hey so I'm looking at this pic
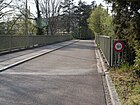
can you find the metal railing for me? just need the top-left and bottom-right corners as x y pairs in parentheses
(96, 35), (127, 67)
(0, 35), (73, 53)
(95, 35), (114, 66)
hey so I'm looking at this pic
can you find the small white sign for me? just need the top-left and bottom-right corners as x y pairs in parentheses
(115, 42), (122, 50)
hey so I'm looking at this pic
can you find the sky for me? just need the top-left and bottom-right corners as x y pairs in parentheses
(3, 0), (110, 18)
(1, 0), (110, 22)
(74, 0), (111, 14)
(26, 0), (109, 17)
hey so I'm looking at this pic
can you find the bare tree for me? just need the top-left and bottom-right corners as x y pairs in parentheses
(3, 0), (36, 35)
(34, 0), (44, 35)
(0, 0), (13, 20)
(4, 0), (28, 35)
(40, 0), (61, 35)
(0, 0), (14, 35)
(59, 0), (76, 33)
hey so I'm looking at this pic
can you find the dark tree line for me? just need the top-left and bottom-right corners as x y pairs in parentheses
(105, 0), (140, 74)
(73, 1), (94, 39)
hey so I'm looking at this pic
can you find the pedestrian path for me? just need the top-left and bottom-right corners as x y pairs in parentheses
(0, 40), (77, 72)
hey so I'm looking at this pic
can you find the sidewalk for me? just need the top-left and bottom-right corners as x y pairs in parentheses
(0, 40), (77, 72)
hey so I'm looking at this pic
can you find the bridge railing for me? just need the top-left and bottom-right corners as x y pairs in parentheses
(0, 35), (73, 53)
(95, 35), (114, 66)
(96, 35), (128, 67)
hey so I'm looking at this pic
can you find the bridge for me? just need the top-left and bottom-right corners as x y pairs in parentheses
(0, 39), (120, 105)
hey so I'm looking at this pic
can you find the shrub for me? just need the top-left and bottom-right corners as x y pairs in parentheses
(125, 94), (140, 105)
(133, 43), (140, 78)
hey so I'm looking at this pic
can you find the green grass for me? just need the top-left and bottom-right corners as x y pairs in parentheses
(109, 65), (140, 105)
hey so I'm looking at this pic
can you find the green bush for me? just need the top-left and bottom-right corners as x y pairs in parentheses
(125, 94), (140, 105)
(119, 63), (131, 72)
(133, 48), (140, 78)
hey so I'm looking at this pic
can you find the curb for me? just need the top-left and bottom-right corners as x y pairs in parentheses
(105, 72), (121, 105)
(0, 40), (79, 72)
(96, 46), (121, 105)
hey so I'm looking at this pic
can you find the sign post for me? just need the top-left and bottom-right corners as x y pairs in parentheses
(113, 40), (125, 66)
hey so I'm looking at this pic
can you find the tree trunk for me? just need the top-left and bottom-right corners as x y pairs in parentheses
(35, 0), (43, 35)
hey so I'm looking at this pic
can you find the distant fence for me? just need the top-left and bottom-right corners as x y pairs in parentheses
(95, 35), (126, 66)
(0, 35), (73, 53)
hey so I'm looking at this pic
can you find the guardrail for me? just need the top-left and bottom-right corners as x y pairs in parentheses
(0, 35), (73, 53)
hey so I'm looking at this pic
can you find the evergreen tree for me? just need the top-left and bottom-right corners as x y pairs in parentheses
(105, 0), (140, 73)
(60, 0), (75, 33)
(74, 0), (94, 39)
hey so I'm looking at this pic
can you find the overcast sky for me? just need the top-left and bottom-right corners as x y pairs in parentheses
(8, 0), (109, 17)
(28, 0), (108, 15)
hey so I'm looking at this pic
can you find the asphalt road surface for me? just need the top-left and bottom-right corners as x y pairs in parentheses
(0, 40), (106, 105)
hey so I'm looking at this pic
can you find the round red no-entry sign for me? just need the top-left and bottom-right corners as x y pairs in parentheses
(114, 41), (125, 52)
